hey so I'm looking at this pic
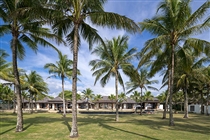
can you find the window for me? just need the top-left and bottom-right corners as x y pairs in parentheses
(190, 106), (195, 111)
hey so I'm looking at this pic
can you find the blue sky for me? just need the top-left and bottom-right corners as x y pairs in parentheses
(0, 0), (209, 97)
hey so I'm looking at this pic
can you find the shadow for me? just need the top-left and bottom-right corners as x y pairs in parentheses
(62, 117), (71, 132)
(99, 122), (161, 140)
(23, 123), (33, 131)
(0, 127), (16, 135)
(77, 114), (210, 136)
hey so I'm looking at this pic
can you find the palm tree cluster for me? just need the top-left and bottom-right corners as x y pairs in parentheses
(0, 0), (209, 138)
(0, 84), (14, 110)
(138, 0), (210, 125)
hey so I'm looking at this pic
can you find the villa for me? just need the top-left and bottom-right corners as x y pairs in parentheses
(21, 96), (160, 112)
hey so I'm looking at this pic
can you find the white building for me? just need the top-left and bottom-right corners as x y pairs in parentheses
(188, 104), (210, 114)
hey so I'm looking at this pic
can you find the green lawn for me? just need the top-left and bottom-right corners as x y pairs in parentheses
(0, 112), (210, 140)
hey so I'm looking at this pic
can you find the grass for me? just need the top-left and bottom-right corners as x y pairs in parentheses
(0, 112), (210, 140)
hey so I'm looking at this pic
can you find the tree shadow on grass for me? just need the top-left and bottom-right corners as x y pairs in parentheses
(0, 123), (33, 135)
(23, 123), (33, 131)
(0, 127), (16, 135)
(62, 117), (71, 132)
(78, 114), (210, 136)
(98, 122), (161, 140)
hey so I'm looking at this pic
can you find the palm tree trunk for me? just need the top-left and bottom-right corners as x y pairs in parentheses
(163, 89), (169, 119)
(70, 23), (79, 138)
(183, 88), (188, 118)
(62, 77), (66, 117)
(7, 99), (10, 110)
(134, 103), (137, 113)
(87, 101), (89, 110)
(181, 102), (182, 112)
(201, 91), (204, 114)
(13, 85), (16, 114)
(12, 33), (23, 132)
(31, 97), (34, 114)
(206, 86), (209, 116)
(115, 71), (119, 122)
(34, 95), (37, 112)
(28, 96), (30, 112)
(169, 44), (175, 126)
(140, 88), (143, 115)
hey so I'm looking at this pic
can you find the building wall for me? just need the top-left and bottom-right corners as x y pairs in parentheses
(188, 104), (210, 114)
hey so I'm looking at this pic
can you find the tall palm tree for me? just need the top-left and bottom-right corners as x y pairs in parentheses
(204, 67), (210, 116)
(0, 0), (63, 131)
(44, 51), (74, 117)
(22, 71), (48, 113)
(82, 88), (94, 110)
(177, 50), (208, 118)
(49, 0), (139, 137)
(130, 91), (140, 113)
(108, 94), (116, 110)
(138, 0), (210, 126)
(157, 90), (171, 118)
(90, 35), (138, 121)
(126, 69), (158, 115)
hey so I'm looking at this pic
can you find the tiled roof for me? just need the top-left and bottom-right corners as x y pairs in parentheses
(93, 96), (116, 103)
(36, 97), (51, 103)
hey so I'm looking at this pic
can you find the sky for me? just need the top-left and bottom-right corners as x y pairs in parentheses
(0, 0), (209, 97)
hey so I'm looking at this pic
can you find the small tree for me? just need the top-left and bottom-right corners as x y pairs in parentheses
(130, 91), (140, 113)
(108, 94), (116, 110)
(82, 88), (94, 110)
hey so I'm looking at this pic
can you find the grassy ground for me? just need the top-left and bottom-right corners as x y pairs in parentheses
(0, 112), (210, 140)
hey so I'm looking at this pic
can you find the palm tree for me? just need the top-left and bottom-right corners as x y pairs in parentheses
(49, 0), (139, 137)
(22, 71), (48, 113)
(204, 67), (210, 116)
(157, 90), (170, 118)
(172, 91), (184, 113)
(44, 51), (74, 117)
(138, 0), (210, 126)
(130, 91), (140, 113)
(58, 90), (73, 110)
(118, 92), (127, 110)
(143, 91), (154, 101)
(0, 0), (63, 131)
(0, 49), (13, 82)
(1, 85), (14, 110)
(94, 94), (103, 110)
(90, 35), (138, 121)
(21, 90), (29, 110)
(82, 88), (94, 110)
(177, 50), (208, 118)
(108, 94), (116, 110)
(126, 69), (158, 115)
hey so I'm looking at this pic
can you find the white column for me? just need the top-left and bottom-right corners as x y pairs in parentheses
(52, 104), (55, 110)
(123, 104), (126, 109)
(37, 104), (40, 109)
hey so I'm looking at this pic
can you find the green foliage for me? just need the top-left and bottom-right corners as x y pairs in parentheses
(130, 91), (140, 103)
(90, 35), (138, 91)
(143, 91), (154, 101)
(0, 49), (13, 82)
(82, 88), (94, 101)
(44, 51), (74, 80)
(22, 71), (48, 101)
